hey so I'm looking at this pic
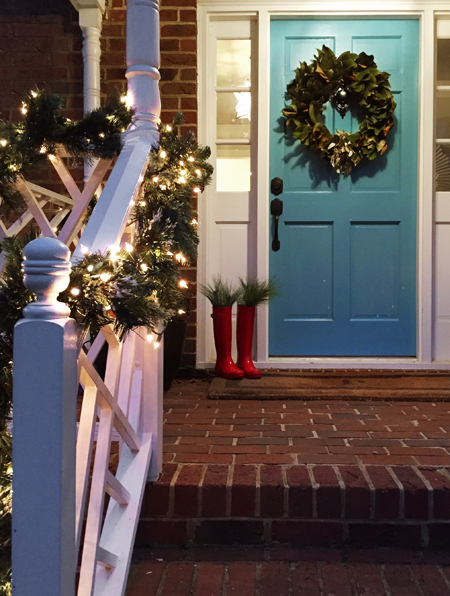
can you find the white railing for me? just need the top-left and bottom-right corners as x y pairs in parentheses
(12, 1), (163, 595)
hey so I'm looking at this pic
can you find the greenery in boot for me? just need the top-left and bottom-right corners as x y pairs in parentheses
(237, 277), (279, 307)
(200, 276), (240, 307)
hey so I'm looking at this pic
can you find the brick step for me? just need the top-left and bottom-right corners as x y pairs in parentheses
(136, 463), (450, 549)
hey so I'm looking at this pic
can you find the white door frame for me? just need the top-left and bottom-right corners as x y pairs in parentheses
(197, 0), (449, 369)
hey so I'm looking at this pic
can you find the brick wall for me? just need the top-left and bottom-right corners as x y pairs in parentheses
(1, 0), (199, 368)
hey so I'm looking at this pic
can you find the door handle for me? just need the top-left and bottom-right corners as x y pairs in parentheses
(271, 197), (283, 251)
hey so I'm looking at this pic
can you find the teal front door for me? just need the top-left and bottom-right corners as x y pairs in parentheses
(269, 19), (419, 356)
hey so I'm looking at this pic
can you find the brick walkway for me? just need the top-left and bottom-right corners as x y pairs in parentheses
(127, 549), (450, 595)
(131, 377), (450, 594)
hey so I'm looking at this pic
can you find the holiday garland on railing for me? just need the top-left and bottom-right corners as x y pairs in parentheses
(0, 95), (212, 595)
(282, 46), (396, 176)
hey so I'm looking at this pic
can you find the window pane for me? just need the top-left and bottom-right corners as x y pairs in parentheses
(216, 145), (251, 191)
(436, 143), (450, 191)
(437, 39), (450, 83)
(216, 40), (251, 88)
(217, 92), (251, 140)
(437, 94), (450, 138)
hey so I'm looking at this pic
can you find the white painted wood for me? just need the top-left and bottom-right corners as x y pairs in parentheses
(12, 237), (77, 596)
(105, 469), (130, 506)
(197, 1), (446, 366)
(26, 181), (75, 207)
(15, 178), (57, 238)
(78, 352), (141, 453)
(96, 547), (119, 571)
(436, 192), (450, 221)
(93, 432), (153, 596)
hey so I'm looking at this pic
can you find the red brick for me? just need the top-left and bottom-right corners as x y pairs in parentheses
(419, 468), (450, 519)
(236, 454), (294, 465)
(383, 564), (422, 595)
(212, 445), (265, 454)
(347, 522), (422, 549)
(194, 520), (264, 546)
(161, 39), (180, 52)
(194, 563), (224, 596)
(287, 465), (313, 518)
(340, 466), (371, 519)
(259, 562), (289, 596)
(428, 523), (450, 549)
(366, 466), (401, 520)
(260, 465), (284, 517)
(161, 562), (194, 596)
(359, 454), (416, 465)
(231, 464), (257, 517)
(312, 466), (341, 519)
(174, 454), (233, 464)
(271, 520), (343, 547)
(393, 467), (429, 520)
(142, 463), (178, 516)
(413, 565), (450, 596)
(135, 520), (187, 547)
(350, 563), (386, 596)
(321, 564), (352, 596)
(173, 464), (203, 516)
(127, 560), (165, 596)
(179, 9), (197, 23)
(161, 24), (196, 38)
(227, 563), (256, 596)
(291, 562), (320, 595)
(202, 465), (228, 517)
(180, 39), (197, 52)
(160, 9), (178, 21)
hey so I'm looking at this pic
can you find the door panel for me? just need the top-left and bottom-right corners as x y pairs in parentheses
(269, 19), (419, 356)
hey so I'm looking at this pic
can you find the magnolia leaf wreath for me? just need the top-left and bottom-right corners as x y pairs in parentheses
(282, 46), (396, 176)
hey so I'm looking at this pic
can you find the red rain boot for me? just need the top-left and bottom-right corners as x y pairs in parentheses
(236, 305), (261, 379)
(212, 306), (244, 379)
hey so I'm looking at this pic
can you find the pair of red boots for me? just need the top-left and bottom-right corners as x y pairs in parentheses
(212, 305), (261, 379)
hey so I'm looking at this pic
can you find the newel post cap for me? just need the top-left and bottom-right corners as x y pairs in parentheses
(22, 237), (72, 320)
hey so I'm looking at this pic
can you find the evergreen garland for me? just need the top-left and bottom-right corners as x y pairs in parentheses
(0, 96), (212, 595)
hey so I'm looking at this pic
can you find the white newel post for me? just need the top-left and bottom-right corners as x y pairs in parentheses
(12, 237), (78, 596)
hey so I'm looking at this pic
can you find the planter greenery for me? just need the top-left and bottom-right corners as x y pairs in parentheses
(200, 276), (240, 307)
(237, 277), (279, 307)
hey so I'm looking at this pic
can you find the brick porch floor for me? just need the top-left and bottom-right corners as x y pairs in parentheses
(130, 376), (450, 594)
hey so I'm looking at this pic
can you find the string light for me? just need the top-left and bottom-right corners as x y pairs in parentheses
(166, 251), (173, 256)
(179, 160), (184, 166)
(161, 184), (167, 190)
(175, 253), (186, 264)
(71, 288), (80, 296)
(193, 187), (201, 193)
(195, 169), (201, 177)
(166, 125), (172, 132)
(160, 150), (167, 158)
(179, 279), (188, 289)
(48, 154), (56, 161)
(8, 164), (17, 171)
(100, 273), (111, 282)
(141, 263), (148, 272)
(109, 248), (118, 263)
(120, 95), (128, 104)
(178, 177), (186, 184)
(80, 245), (89, 255)
(139, 201), (146, 206)
(146, 333), (153, 343)
(21, 103), (28, 115)
(39, 145), (47, 154)
(53, 227), (58, 232)
(178, 309), (186, 315)
(87, 265), (94, 272)
(125, 242), (134, 253)
(99, 132), (105, 138)
(152, 176), (159, 183)
(188, 156), (195, 162)
(0, 140), (8, 147)
(180, 169), (187, 175)
(30, 91), (38, 98)
(154, 340), (161, 350)
(104, 305), (111, 311)
(191, 219), (198, 225)
(129, 199), (136, 206)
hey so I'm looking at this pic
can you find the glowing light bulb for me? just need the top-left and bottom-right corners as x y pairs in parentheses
(71, 288), (80, 296)
(99, 132), (105, 138)
(153, 176), (159, 183)
(193, 187), (201, 193)
(39, 145), (47, 154)
(160, 150), (167, 158)
(48, 154), (56, 161)
(0, 140), (8, 147)
(179, 160), (184, 166)
(141, 263), (148, 272)
(160, 184), (167, 190)
(80, 245), (89, 255)
(195, 169), (201, 177)
(166, 125), (172, 132)
(21, 103), (28, 114)
(120, 95), (128, 104)
(166, 251), (173, 256)
(125, 242), (134, 253)
(100, 273), (111, 282)
(129, 199), (135, 206)
(87, 265), (94, 272)
(188, 156), (195, 162)
(178, 177), (186, 184)
(191, 219), (198, 225)
(139, 201), (146, 206)
(146, 334), (153, 343)
(176, 253), (186, 263)
(104, 305), (111, 311)
(179, 279), (188, 289)
(154, 340), (161, 350)
(109, 248), (118, 262)
(8, 164), (17, 171)
(180, 169), (187, 175)
(178, 309), (186, 315)
(30, 90), (38, 98)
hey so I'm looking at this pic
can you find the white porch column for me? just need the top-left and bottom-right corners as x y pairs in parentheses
(12, 237), (78, 596)
(125, 0), (161, 145)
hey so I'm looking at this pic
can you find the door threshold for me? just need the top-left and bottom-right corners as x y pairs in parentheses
(261, 358), (450, 370)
